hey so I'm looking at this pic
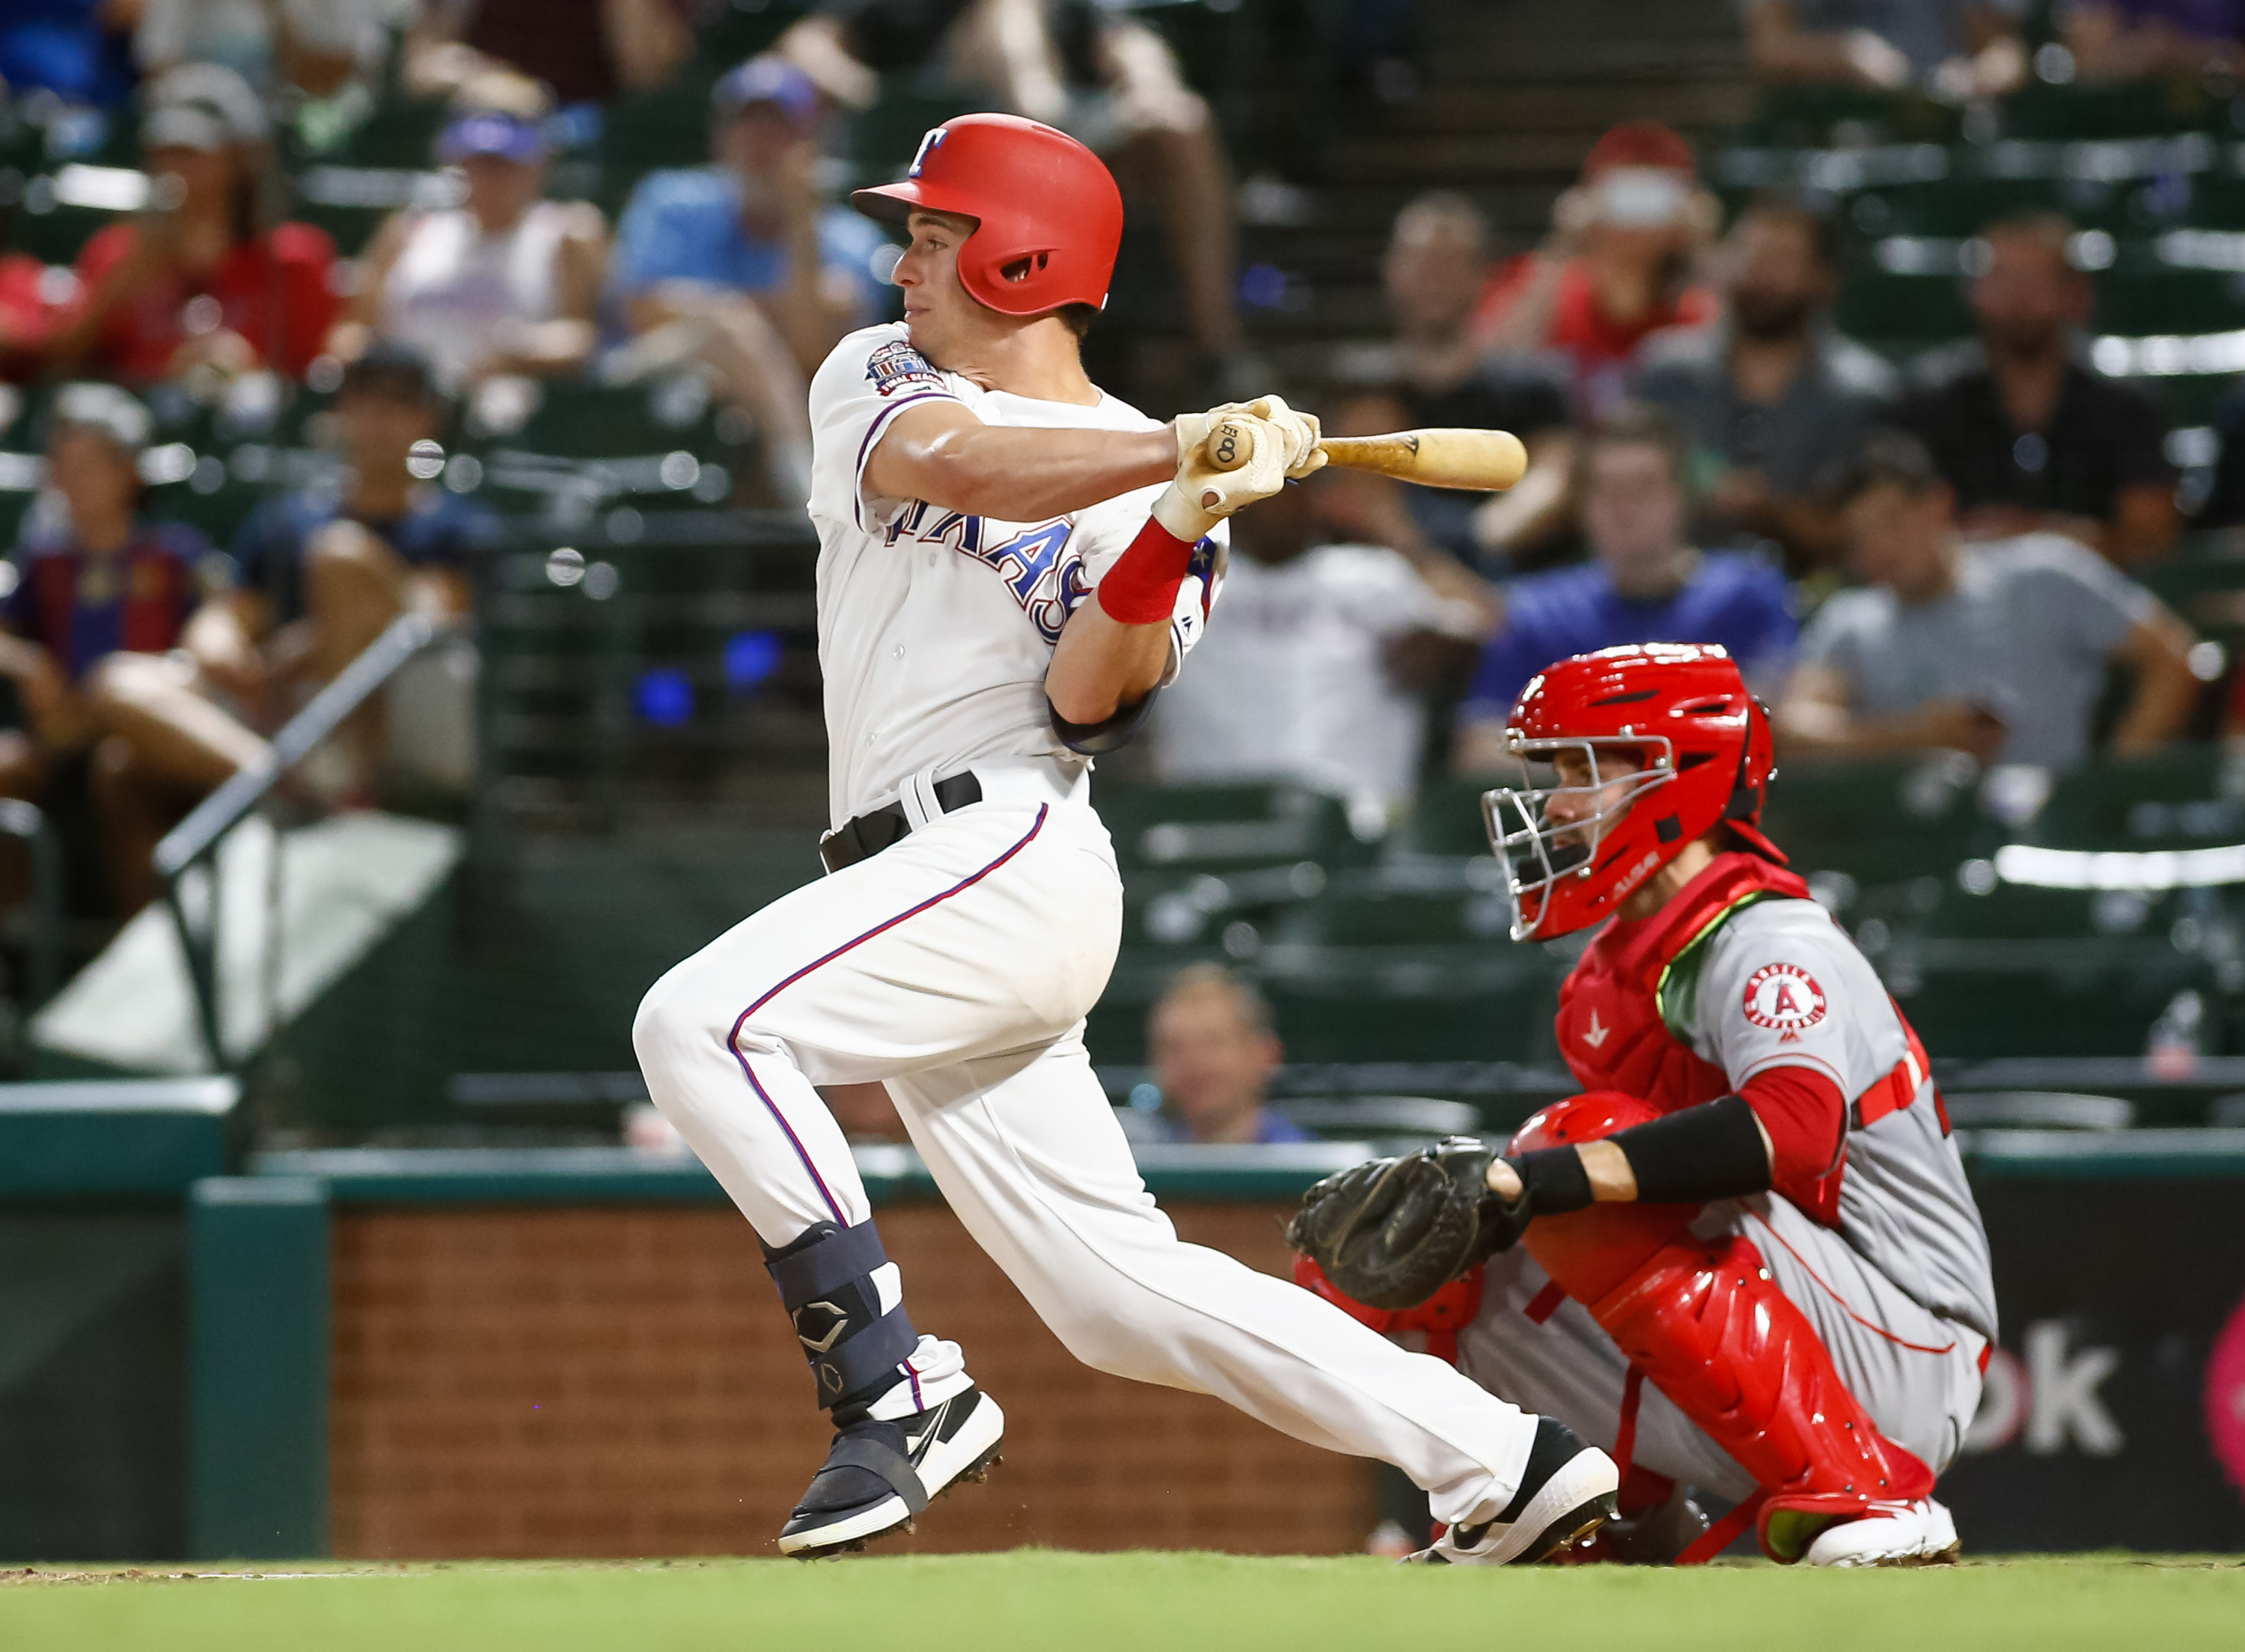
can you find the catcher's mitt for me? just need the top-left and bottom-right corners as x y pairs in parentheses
(1284, 1137), (1531, 1311)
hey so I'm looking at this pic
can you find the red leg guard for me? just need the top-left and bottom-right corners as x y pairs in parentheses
(1513, 1094), (1936, 1563)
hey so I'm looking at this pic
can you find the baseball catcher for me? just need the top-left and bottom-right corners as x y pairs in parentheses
(1291, 642), (1995, 1567)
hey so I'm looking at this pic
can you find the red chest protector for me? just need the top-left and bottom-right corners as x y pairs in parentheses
(1555, 852), (1814, 1116)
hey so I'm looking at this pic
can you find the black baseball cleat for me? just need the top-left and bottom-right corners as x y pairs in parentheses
(777, 1386), (1005, 1558)
(1404, 1418), (1620, 1567)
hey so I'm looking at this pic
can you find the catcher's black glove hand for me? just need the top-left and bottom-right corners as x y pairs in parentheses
(1284, 1136), (1532, 1311)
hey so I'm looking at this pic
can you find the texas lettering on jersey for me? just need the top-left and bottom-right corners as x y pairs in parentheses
(885, 501), (1091, 643)
(882, 498), (1221, 648)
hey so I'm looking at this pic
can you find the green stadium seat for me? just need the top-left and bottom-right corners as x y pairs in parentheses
(2092, 269), (2242, 337)
(1122, 860), (1328, 951)
(1832, 267), (1974, 350)
(1919, 878), (2179, 941)
(1731, 87), (1961, 150)
(1893, 940), (2211, 1058)
(1400, 774), (1497, 858)
(1999, 82), (2234, 142)
(2029, 748), (2230, 847)
(1262, 947), (1560, 1065)
(1760, 757), (1999, 887)
(1274, 866), (1513, 948)
(1093, 780), (1381, 875)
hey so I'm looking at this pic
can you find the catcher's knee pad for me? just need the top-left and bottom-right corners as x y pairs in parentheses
(763, 1220), (919, 1414)
(1586, 1229), (1934, 1550)
(1509, 1089), (1663, 1154)
(1512, 1092), (1693, 1306)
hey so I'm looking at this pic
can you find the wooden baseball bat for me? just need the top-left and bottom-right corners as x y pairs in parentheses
(1209, 420), (1528, 492)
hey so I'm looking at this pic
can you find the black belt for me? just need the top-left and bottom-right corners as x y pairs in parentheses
(819, 772), (983, 873)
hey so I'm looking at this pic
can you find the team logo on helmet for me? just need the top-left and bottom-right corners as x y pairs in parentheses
(1742, 963), (1827, 1038)
(865, 337), (944, 398)
(906, 126), (946, 177)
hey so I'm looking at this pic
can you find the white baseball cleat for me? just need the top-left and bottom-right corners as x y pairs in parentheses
(1405, 1419), (1619, 1567)
(1800, 1498), (1961, 1567)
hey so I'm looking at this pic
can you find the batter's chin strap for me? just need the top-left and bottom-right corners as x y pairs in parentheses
(763, 1220), (920, 1414)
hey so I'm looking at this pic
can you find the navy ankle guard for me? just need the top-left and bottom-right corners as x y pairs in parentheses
(763, 1220), (919, 1410)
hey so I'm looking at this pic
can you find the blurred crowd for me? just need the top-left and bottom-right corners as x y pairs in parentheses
(0, 0), (2241, 930)
(0, 0), (1284, 923)
(1151, 67), (2236, 830)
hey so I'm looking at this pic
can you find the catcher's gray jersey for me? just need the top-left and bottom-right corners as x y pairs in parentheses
(1664, 896), (1997, 1342)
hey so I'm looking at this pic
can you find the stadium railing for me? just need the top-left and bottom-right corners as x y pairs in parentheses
(153, 611), (444, 1071)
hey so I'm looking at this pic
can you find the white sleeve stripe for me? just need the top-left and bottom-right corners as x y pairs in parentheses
(852, 390), (962, 529)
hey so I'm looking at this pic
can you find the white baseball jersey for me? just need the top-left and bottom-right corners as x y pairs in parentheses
(807, 323), (1224, 827)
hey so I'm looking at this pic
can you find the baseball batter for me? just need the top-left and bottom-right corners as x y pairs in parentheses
(1291, 643), (1996, 1567)
(632, 113), (1619, 1562)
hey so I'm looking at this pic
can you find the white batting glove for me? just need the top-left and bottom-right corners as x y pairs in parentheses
(1176, 396), (1327, 481)
(1152, 413), (1289, 541)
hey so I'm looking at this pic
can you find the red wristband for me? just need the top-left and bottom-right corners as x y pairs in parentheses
(1096, 515), (1197, 625)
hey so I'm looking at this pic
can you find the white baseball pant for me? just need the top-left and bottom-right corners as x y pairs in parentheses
(1459, 1193), (1988, 1502)
(632, 758), (1539, 1526)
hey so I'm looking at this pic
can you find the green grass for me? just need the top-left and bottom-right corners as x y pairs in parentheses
(2, 1552), (2241, 1651)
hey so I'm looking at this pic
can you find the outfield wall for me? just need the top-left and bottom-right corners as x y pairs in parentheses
(7, 1112), (2245, 1560)
(192, 1148), (1385, 1561)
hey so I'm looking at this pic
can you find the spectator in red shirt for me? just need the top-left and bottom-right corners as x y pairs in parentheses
(1474, 123), (1720, 419)
(0, 384), (269, 914)
(49, 64), (339, 387)
(0, 190), (69, 381)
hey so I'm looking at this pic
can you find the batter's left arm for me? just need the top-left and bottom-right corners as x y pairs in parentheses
(866, 402), (1176, 523)
(1046, 593), (1176, 728)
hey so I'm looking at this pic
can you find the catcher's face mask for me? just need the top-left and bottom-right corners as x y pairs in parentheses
(1482, 735), (1676, 942)
(1479, 643), (1781, 941)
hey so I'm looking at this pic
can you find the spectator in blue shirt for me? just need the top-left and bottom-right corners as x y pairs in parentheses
(607, 55), (887, 504)
(1455, 401), (1797, 771)
(219, 343), (497, 798)
(1147, 964), (1312, 1147)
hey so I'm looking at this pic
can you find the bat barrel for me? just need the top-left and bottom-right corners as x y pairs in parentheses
(1319, 428), (1527, 492)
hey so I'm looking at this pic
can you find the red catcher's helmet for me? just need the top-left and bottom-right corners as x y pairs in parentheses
(1480, 643), (1780, 941)
(852, 114), (1123, 317)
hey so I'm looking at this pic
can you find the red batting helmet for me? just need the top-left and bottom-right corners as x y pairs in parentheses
(852, 114), (1123, 317)
(1481, 643), (1780, 941)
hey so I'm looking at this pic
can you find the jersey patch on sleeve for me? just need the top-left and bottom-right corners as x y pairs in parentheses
(864, 338), (945, 397)
(1741, 962), (1827, 1039)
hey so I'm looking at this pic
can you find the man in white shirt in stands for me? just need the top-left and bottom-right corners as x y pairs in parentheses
(1152, 474), (1491, 827)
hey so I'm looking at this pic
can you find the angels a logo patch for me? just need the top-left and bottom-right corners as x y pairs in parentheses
(865, 338), (944, 397)
(1742, 963), (1827, 1038)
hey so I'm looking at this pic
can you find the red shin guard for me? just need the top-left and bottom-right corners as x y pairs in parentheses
(1513, 1095), (1935, 1562)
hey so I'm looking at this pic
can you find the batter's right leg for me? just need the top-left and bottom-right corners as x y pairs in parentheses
(631, 795), (1118, 1554)
(629, 832), (1055, 1554)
